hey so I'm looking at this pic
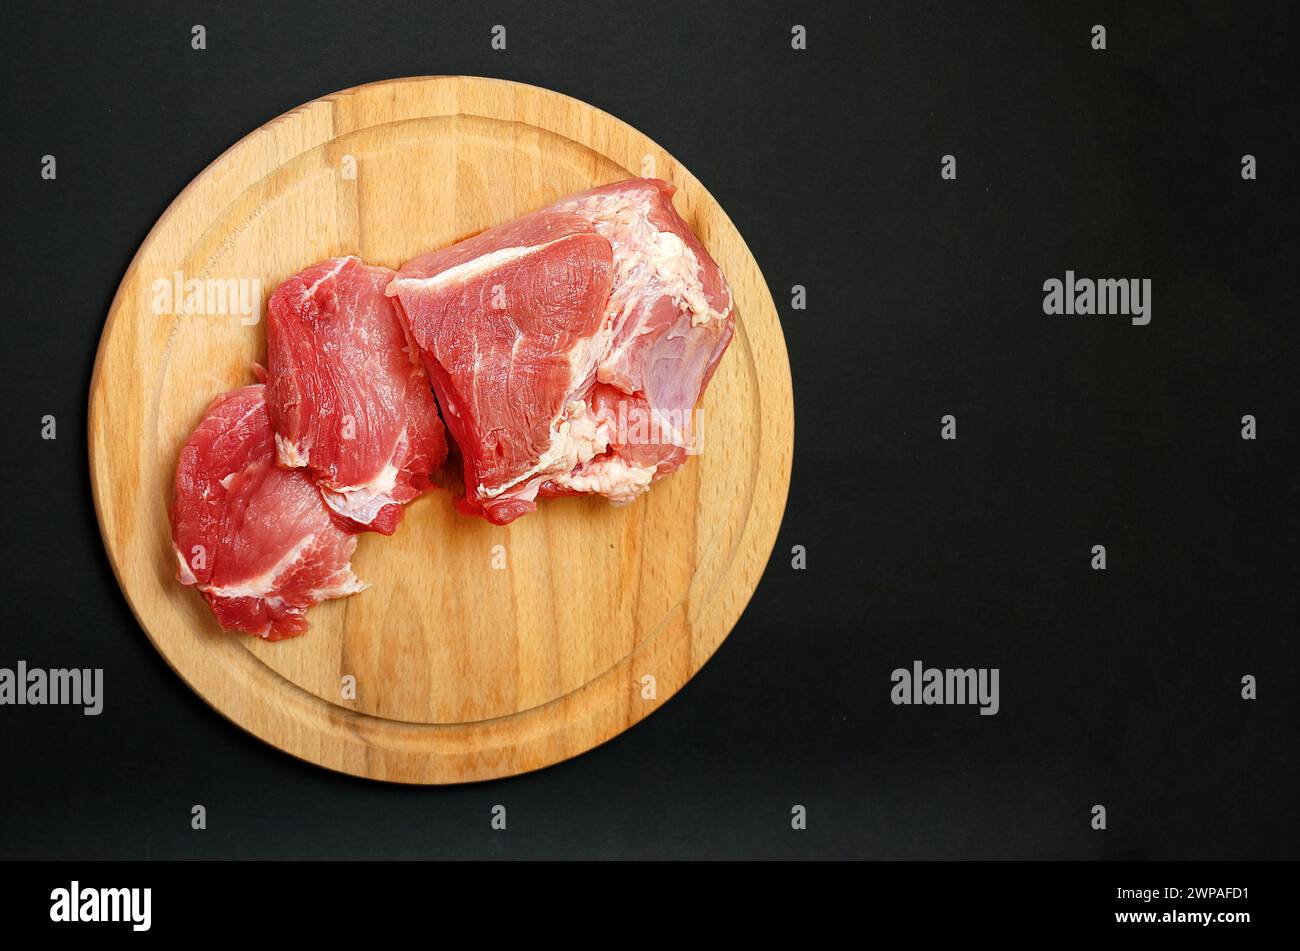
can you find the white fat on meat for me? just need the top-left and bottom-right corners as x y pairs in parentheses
(275, 432), (311, 468)
(386, 239), (572, 297)
(319, 430), (407, 524)
(479, 399), (610, 501)
(200, 533), (367, 602)
(551, 454), (656, 503)
(559, 189), (730, 331)
(173, 545), (197, 586)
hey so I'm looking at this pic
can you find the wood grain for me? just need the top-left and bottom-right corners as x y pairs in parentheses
(88, 76), (793, 783)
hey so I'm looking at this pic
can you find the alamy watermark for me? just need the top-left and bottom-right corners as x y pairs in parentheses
(50, 882), (150, 931)
(891, 660), (1000, 716)
(0, 661), (102, 715)
(151, 271), (262, 325)
(1043, 270), (1151, 326)
(613, 401), (705, 454)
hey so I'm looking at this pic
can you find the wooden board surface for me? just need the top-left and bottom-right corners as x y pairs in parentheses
(88, 76), (793, 783)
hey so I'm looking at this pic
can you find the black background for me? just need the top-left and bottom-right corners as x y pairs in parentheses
(0, 0), (1296, 860)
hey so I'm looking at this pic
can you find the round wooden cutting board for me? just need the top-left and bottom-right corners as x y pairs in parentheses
(89, 76), (793, 783)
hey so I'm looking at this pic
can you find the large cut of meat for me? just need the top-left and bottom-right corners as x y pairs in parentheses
(388, 178), (735, 524)
(266, 256), (447, 534)
(170, 383), (365, 640)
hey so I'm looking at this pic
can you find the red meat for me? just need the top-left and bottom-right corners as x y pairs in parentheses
(388, 179), (734, 524)
(266, 256), (447, 534)
(170, 384), (365, 640)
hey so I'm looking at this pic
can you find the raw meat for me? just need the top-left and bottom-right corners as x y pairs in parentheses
(266, 256), (447, 534)
(388, 211), (614, 523)
(388, 178), (734, 524)
(170, 383), (365, 640)
(542, 179), (734, 496)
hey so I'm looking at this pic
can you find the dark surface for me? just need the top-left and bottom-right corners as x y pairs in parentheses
(0, 0), (1295, 860)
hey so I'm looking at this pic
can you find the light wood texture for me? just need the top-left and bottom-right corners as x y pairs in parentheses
(88, 77), (793, 783)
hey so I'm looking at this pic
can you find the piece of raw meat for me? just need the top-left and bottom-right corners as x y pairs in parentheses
(266, 256), (447, 534)
(388, 178), (734, 524)
(170, 383), (365, 640)
(542, 179), (735, 494)
(388, 212), (615, 523)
